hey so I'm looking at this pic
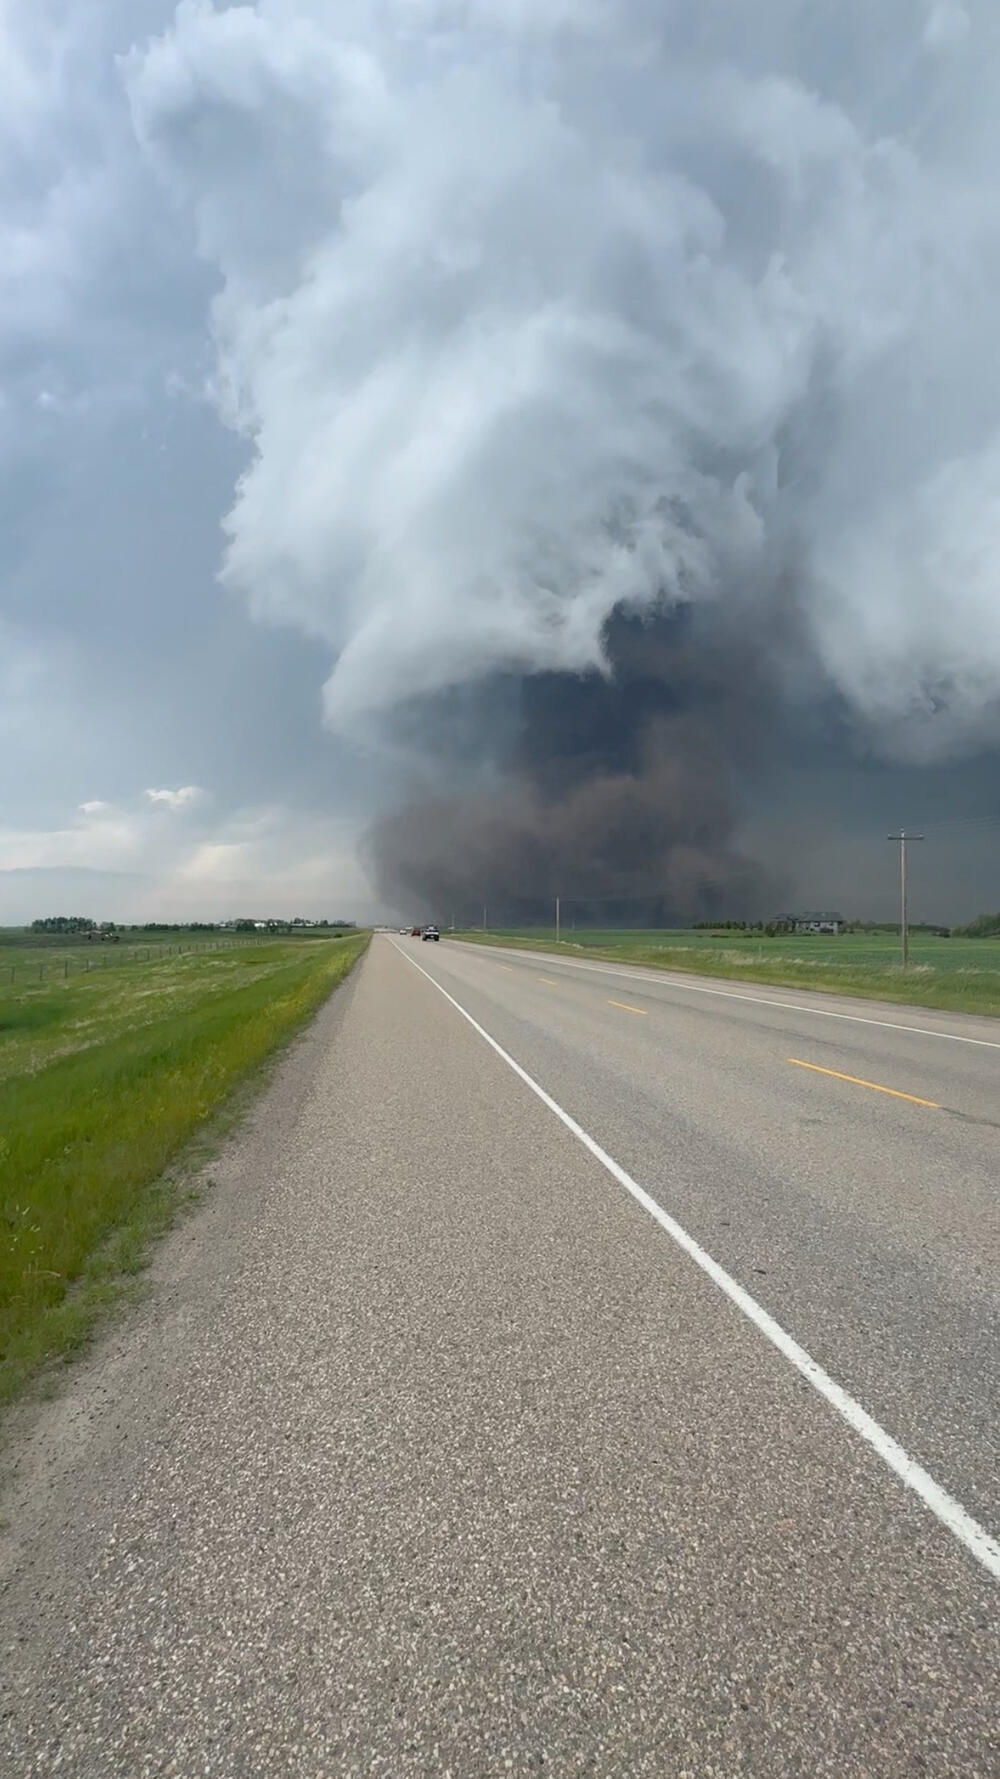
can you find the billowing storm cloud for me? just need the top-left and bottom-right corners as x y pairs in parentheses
(126, 1), (1000, 766)
(2, 3), (998, 923)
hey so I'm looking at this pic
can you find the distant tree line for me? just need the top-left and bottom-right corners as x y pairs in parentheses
(847, 920), (952, 937)
(31, 916), (119, 940)
(691, 917), (954, 938)
(29, 915), (357, 936)
(691, 918), (810, 937)
(692, 918), (810, 937)
(31, 915), (97, 933)
(952, 911), (1000, 937)
(227, 918), (357, 933)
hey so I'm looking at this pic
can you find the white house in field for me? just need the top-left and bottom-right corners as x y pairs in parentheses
(788, 911), (846, 935)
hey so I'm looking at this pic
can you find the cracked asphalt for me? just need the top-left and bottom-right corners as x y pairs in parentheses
(0, 934), (997, 1775)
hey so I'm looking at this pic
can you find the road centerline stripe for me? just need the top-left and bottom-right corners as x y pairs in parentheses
(787, 1058), (940, 1107)
(391, 940), (1000, 1585)
(608, 999), (648, 1016)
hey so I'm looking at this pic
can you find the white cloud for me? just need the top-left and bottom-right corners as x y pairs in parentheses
(923, 2), (971, 52)
(122, 0), (1000, 761)
(0, 797), (374, 924)
(159, 806), (372, 918)
(0, 813), (142, 874)
(78, 798), (112, 815)
(144, 784), (206, 810)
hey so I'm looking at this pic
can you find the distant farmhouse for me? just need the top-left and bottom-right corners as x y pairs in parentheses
(782, 911), (846, 935)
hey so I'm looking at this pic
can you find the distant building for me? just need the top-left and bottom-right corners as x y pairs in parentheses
(784, 911), (846, 935)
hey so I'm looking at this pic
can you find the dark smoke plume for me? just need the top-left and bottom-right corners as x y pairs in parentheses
(367, 607), (789, 922)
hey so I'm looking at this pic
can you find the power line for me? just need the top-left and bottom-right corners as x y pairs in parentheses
(910, 812), (1000, 837)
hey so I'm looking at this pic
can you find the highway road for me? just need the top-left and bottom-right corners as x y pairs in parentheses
(1, 933), (997, 1775)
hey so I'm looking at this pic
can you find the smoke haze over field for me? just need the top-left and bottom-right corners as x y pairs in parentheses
(2, 3), (999, 921)
(367, 603), (795, 921)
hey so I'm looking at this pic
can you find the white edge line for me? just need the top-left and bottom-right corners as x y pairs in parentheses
(391, 939), (1000, 1585)
(454, 941), (1000, 1050)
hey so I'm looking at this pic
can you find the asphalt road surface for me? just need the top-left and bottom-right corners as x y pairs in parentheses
(1, 934), (997, 1776)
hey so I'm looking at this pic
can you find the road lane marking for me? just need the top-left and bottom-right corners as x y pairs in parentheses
(393, 940), (1000, 1585)
(539, 978), (560, 986)
(787, 1058), (939, 1107)
(608, 999), (648, 1016)
(456, 943), (1000, 1050)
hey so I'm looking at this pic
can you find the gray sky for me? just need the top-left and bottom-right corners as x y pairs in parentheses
(2, 2), (998, 924)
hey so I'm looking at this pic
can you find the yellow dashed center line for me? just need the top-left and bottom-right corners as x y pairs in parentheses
(608, 999), (648, 1016)
(539, 977), (560, 986)
(787, 1058), (939, 1108)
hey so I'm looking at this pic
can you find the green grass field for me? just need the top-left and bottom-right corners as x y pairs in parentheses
(0, 924), (350, 979)
(457, 927), (1000, 1017)
(0, 930), (368, 1408)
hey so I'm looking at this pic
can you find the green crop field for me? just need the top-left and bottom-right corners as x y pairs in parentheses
(456, 927), (1000, 1017)
(0, 930), (369, 1408)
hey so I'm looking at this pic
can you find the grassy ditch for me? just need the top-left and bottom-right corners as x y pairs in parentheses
(454, 928), (1000, 1017)
(0, 932), (368, 1408)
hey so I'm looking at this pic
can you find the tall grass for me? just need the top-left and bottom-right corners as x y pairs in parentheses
(0, 934), (368, 1407)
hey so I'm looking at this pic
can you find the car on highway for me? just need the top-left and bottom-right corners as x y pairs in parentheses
(422, 925), (440, 941)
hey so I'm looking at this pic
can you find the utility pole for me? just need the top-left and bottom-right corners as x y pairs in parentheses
(483, 903), (487, 933)
(887, 832), (924, 968)
(555, 895), (561, 944)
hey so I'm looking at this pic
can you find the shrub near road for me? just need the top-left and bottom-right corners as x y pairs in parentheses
(0, 933), (369, 1408)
